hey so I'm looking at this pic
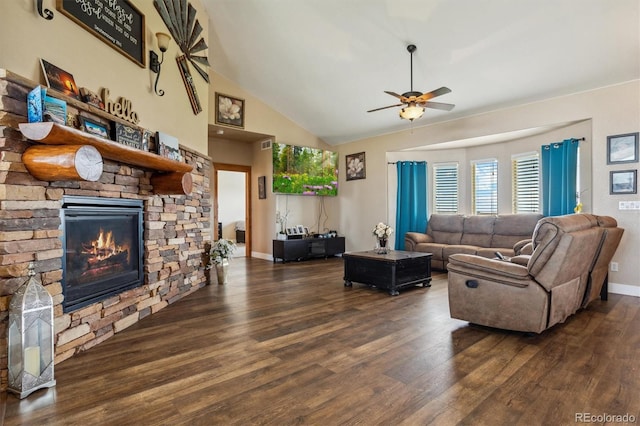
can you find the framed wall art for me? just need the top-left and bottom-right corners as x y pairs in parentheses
(610, 170), (637, 195)
(346, 152), (366, 181)
(258, 176), (267, 199)
(215, 93), (245, 128)
(607, 132), (639, 164)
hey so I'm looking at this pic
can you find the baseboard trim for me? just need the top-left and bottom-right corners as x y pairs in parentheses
(251, 251), (273, 261)
(609, 282), (640, 298)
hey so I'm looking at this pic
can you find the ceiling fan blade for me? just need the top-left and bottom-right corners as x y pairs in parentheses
(421, 101), (455, 111)
(384, 91), (408, 102)
(416, 86), (452, 102)
(367, 103), (404, 113)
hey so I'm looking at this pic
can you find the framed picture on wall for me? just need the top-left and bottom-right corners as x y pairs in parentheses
(607, 132), (639, 164)
(346, 152), (366, 181)
(258, 176), (266, 199)
(610, 170), (637, 194)
(215, 93), (245, 128)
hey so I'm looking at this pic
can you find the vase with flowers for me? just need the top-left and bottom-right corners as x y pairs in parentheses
(208, 238), (237, 284)
(372, 222), (393, 254)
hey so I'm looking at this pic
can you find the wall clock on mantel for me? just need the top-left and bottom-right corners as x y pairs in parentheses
(153, 0), (210, 114)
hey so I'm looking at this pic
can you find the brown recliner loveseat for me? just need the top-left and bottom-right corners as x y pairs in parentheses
(447, 214), (624, 333)
(405, 213), (543, 270)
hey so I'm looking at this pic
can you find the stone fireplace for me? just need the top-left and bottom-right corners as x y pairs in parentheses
(0, 70), (212, 391)
(60, 196), (144, 312)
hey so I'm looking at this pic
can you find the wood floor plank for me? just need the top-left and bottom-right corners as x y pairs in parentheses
(2, 257), (638, 425)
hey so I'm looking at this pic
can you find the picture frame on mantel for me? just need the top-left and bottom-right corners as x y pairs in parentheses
(215, 93), (245, 128)
(607, 132), (639, 164)
(40, 59), (80, 99)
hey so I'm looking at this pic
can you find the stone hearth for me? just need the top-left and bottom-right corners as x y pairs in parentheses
(0, 71), (212, 391)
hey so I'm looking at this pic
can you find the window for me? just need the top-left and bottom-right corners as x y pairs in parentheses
(472, 159), (498, 215)
(512, 152), (540, 213)
(433, 163), (459, 214)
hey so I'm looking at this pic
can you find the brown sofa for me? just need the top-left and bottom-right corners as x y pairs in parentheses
(446, 214), (624, 333)
(404, 213), (543, 270)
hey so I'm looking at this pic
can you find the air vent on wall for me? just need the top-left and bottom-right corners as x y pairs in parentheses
(261, 139), (272, 150)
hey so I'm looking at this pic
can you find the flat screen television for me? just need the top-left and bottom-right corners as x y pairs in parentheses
(272, 143), (338, 196)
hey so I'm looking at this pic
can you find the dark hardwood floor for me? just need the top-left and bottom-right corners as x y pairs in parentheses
(2, 257), (639, 425)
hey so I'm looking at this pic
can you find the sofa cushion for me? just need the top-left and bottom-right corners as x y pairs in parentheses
(461, 215), (495, 247)
(427, 215), (464, 245)
(443, 245), (478, 261)
(491, 214), (543, 248)
(414, 242), (446, 260)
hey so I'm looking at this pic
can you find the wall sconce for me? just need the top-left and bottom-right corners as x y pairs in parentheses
(8, 262), (56, 398)
(150, 32), (171, 96)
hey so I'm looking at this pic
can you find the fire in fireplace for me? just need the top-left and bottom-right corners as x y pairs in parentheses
(61, 196), (144, 312)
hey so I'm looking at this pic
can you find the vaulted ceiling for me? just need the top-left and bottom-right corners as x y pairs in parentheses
(202, 0), (639, 145)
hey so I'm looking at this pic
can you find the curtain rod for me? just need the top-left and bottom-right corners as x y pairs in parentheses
(387, 161), (428, 165)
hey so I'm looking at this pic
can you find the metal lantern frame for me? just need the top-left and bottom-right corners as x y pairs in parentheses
(8, 263), (56, 398)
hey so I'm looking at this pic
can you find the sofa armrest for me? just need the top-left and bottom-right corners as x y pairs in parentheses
(513, 239), (533, 255)
(447, 254), (530, 287)
(510, 255), (530, 266)
(404, 232), (432, 251)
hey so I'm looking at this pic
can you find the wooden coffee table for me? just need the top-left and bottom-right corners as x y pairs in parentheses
(343, 250), (432, 296)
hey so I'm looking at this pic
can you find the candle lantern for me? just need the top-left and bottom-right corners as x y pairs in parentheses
(8, 262), (56, 398)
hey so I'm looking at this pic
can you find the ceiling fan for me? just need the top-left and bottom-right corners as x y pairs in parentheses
(367, 44), (455, 121)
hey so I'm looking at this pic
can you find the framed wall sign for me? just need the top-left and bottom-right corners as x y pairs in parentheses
(607, 132), (639, 164)
(57, 0), (146, 67)
(112, 122), (143, 149)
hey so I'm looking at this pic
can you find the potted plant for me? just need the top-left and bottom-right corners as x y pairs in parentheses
(208, 238), (237, 284)
(276, 210), (289, 240)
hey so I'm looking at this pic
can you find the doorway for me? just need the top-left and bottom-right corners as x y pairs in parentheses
(214, 163), (252, 257)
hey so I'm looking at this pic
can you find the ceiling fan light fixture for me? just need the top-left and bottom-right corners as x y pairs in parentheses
(399, 104), (425, 121)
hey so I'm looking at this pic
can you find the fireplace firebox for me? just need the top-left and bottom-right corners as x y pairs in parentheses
(60, 196), (144, 312)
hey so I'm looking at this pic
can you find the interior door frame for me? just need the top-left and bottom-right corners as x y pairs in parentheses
(213, 162), (252, 257)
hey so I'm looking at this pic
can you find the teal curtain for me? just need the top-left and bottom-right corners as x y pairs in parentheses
(395, 161), (428, 249)
(541, 139), (579, 216)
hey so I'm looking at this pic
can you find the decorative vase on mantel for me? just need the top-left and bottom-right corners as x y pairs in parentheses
(215, 258), (229, 285)
(376, 238), (389, 254)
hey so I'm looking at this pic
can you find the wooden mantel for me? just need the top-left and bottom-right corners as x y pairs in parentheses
(20, 122), (193, 195)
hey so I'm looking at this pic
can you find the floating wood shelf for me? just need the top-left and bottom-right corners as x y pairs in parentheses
(19, 122), (193, 195)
